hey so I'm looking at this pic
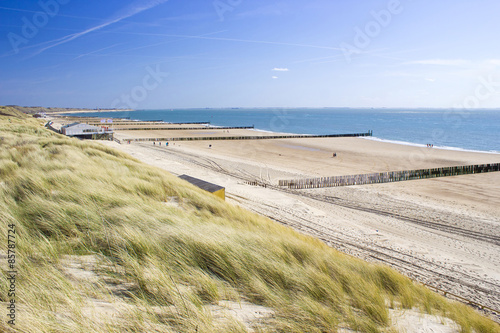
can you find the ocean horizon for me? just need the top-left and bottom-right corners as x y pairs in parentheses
(66, 108), (500, 154)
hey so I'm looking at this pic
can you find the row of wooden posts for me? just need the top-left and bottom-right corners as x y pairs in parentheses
(56, 116), (131, 121)
(83, 121), (163, 126)
(120, 131), (373, 143)
(84, 121), (209, 126)
(279, 163), (500, 189)
(108, 126), (254, 131)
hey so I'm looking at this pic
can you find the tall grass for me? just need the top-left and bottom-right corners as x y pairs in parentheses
(0, 106), (27, 119)
(0, 115), (498, 332)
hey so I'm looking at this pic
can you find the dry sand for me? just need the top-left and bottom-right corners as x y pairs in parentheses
(99, 127), (500, 327)
(114, 128), (293, 140)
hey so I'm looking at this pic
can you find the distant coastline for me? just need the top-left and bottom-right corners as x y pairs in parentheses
(6, 105), (134, 115)
(47, 109), (134, 114)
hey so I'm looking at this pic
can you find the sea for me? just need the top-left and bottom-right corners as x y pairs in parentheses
(67, 108), (500, 154)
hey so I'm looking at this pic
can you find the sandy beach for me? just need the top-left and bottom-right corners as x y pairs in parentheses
(98, 126), (500, 321)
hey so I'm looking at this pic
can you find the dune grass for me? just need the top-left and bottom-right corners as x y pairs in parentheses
(0, 115), (498, 332)
(0, 106), (28, 119)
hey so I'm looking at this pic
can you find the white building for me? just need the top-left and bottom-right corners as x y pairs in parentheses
(60, 122), (113, 139)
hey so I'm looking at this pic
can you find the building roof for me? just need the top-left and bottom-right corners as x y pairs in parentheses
(60, 122), (80, 129)
(61, 122), (99, 130)
(178, 175), (224, 193)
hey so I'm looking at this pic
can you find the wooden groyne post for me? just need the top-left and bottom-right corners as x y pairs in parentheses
(121, 131), (373, 143)
(113, 126), (255, 131)
(279, 163), (500, 189)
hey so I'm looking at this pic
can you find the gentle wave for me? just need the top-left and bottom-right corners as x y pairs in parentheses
(249, 128), (304, 136)
(362, 136), (500, 155)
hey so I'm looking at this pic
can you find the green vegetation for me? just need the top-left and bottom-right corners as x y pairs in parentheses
(0, 106), (28, 118)
(5, 105), (128, 114)
(0, 114), (498, 332)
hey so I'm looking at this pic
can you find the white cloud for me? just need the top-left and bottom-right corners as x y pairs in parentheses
(272, 76), (278, 79)
(272, 68), (289, 72)
(486, 59), (500, 66)
(404, 59), (470, 66)
(426, 78), (435, 82)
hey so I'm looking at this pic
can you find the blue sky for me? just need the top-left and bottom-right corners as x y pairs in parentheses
(1, 0), (500, 109)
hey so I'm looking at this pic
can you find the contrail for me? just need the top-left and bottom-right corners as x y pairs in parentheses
(30, 0), (168, 57)
(106, 31), (342, 51)
(104, 31), (228, 56)
(73, 43), (124, 60)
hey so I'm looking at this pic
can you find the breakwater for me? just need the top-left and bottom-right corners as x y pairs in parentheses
(279, 163), (500, 189)
(84, 121), (164, 126)
(120, 131), (372, 143)
(114, 126), (254, 131)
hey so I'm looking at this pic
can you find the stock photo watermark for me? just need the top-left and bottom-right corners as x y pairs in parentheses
(111, 64), (169, 110)
(410, 72), (500, 164)
(339, 0), (404, 63)
(213, 0), (242, 21)
(6, 223), (17, 325)
(269, 108), (291, 133)
(453, 74), (500, 110)
(7, 0), (70, 54)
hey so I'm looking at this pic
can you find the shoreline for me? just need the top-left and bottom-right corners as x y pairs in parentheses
(362, 136), (500, 155)
(56, 109), (500, 156)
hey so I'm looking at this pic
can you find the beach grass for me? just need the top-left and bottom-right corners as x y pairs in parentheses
(0, 106), (27, 119)
(0, 113), (498, 332)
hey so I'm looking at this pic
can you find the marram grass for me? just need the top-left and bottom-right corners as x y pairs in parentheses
(0, 114), (498, 332)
